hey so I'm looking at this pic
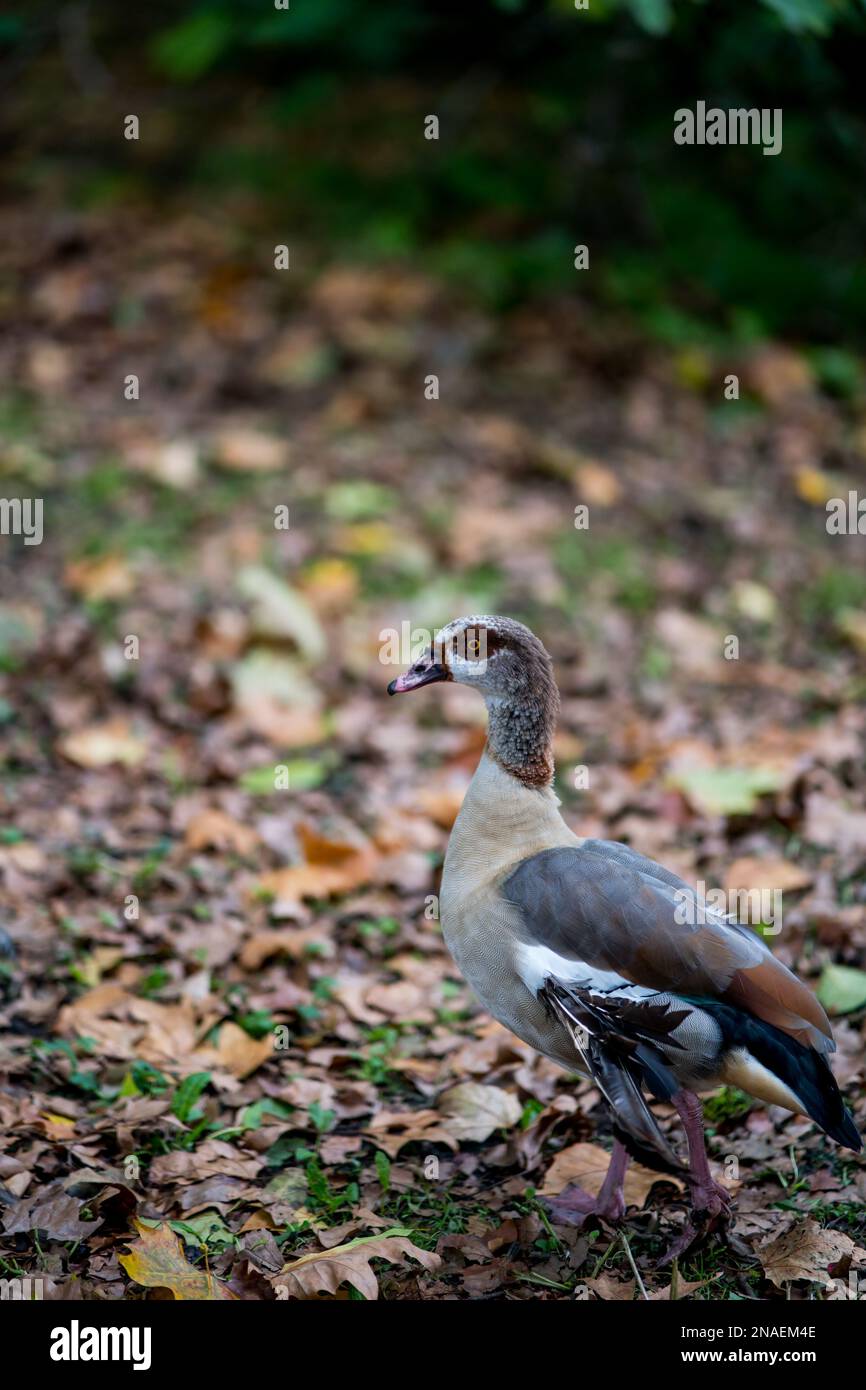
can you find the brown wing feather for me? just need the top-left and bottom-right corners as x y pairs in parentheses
(724, 957), (832, 1050)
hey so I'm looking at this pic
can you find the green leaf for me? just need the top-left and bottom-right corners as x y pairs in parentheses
(374, 1150), (391, 1193)
(817, 964), (866, 1015)
(626, 0), (672, 35)
(172, 1072), (212, 1124)
(760, 0), (834, 35)
(151, 11), (234, 80)
(240, 756), (332, 795)
(124, 1061), (169, 1097)
(239, 1097), (294, 1129)
(668, 766), (784, 817)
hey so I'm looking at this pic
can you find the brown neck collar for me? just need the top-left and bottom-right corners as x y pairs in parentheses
(484, 682), (558, 789)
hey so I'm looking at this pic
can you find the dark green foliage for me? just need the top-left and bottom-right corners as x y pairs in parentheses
(6, 0), (866, 339)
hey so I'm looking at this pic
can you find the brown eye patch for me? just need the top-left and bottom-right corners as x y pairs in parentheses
(461, 626), (501, 660)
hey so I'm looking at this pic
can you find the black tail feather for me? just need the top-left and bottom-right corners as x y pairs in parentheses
(690, 996), (861, 1152)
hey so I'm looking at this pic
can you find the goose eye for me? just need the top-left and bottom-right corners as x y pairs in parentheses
(467, 637), (481, 657)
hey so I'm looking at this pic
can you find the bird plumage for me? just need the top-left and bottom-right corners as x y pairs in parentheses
(389, 614), (860, 1232)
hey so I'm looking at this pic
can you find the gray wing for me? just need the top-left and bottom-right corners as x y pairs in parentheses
(502, 843), (832, 1050)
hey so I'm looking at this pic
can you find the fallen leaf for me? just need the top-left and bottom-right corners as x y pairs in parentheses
(758, 1218), (865, 1288)
(413, 786), (467, 829)
(574, 461), (622, 507)
(724, 856), (812, 895)
(816, 963), (866, 1015)
(184, 809), (259, 857)
(196, 1022), (274, 1079)
(365, 1108), (459, 1156)
(256, 822), (378, 906)
(655, 609), (723, 676)
(437, 1083), (522, 1143)
(649, 1274), (718, 1300)
(273, 1229), (440, 1300)
(236, 566), (326, 660)
(794, 465), (837, 505)
(213, 426), (288, 473)
(58, 719), (148, 769)
(541, 1142), (683, 1205)
(119, 1219), (237, 1299)
(2, 1190), (102, 1241)
(669, 765), (784, 817)
(584, 1272), (635, 1300)
(804, 792), (866, 855)
(65, 554), (134, 602)
(239, 927), (333, 970)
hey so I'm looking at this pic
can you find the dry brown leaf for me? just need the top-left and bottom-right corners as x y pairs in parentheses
(413, 786), (467, 829)
(804, 793), (866, 855)
(649, 1274), (718, 1300)
(273, 1231), (440, 1300)
(574, 461), (622, 507)
(213, 426), (288, 473)
(747, 347), (812, 406)
(239, 927), (333, 971)
(2, 1189), (102, 1241)
(58, 718), (148, 769)
(119, 1220), (237, 1300)
(655, 609), (723, 677)
(437, 1083), (522, 1143)
(758, 1218), (865, 1288)
(724, 856), (812, 895)
(65, 554), (134, 602)
(184, 809), (259, 857)
(365, 1108), (459, 1157)
(256, 822), (378, 905)
(541, 1142), (683, 1205)
(195, 1021), (274, 1080)
(584, 1272), (635, 1300)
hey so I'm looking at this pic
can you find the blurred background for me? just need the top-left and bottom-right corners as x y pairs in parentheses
(1, 0), (866, 1300)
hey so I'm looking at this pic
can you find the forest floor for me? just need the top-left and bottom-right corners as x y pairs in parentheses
(2, 194), (866, 1300)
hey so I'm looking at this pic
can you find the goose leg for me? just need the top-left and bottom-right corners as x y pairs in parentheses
(660, 1090), (732, 1263)
(544, 1138), (629, 1225)
(673, 1090), (731, 1217)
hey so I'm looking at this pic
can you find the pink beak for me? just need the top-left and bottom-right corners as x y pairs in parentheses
(388, 654), (449, 694)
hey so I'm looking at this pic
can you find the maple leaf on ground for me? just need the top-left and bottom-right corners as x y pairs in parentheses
(119, 1219), (238, 1300)
(272, 1229), (440, 1300)
(758, 1218), (866, 1289)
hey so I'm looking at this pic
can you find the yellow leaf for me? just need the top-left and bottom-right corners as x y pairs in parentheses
(119, 1220), (237, 1300)
(794, 466), (837, 506)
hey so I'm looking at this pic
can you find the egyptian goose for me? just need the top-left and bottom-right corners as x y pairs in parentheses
(388, 615), (860, 1248)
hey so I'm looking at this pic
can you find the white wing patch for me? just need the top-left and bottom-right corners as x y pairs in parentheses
(514, 941), (655, 999)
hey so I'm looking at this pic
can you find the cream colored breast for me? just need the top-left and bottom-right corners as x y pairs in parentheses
(439, 753), (583, 1068)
